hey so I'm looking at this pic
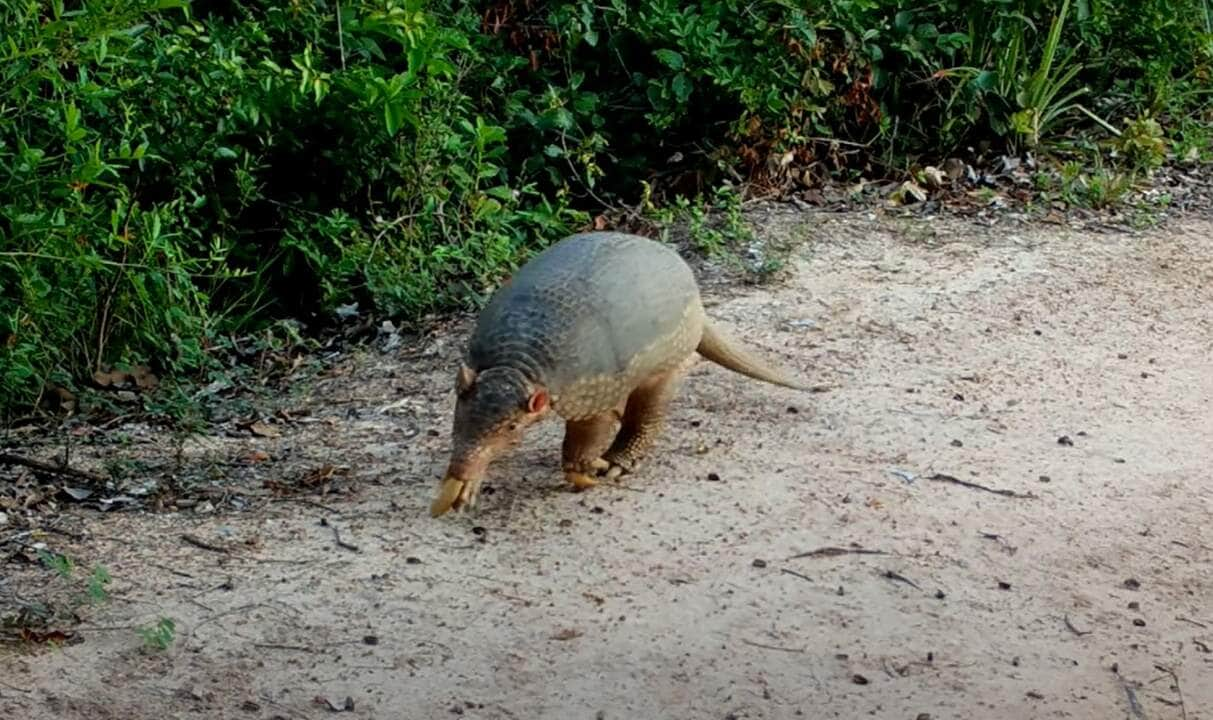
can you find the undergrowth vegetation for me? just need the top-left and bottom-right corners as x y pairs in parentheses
(2, 0), (1211, 419)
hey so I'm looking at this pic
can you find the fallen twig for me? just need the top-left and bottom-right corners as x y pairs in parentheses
(320, 518), (359, 552)
(1176, 616), (1208, 629)
(1153, 664), (1187, 720)
(881, 569), (921, 590)
(0, 452), (107, 484)
(1064, 615), (1092, 637)
(148, 561), (195, 579)
(254, 642), (314, 652)
(272, 496), (342, 514)
(787, 546), (887, 560)
(0, 678), (32, 693)
(1115, 669), (1148, 720)
(779, 568), (813, 583)
(741, 638), (805, 654)
(180, 534), (230, 554)
(927, 473), (1037, 499)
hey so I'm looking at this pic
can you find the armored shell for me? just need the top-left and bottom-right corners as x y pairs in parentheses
(465, 232), (705, 420)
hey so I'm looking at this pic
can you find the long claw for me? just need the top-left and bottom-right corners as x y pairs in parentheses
(604, 465), (624, 481)
(430, 477), (465, 517)
(565, 471), (598, 490)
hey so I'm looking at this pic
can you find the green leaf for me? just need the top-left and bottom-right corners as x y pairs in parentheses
(672, 73), (692, 103)
(384, 101), (405, 135)
(485, 186), (515, 201)
(654, 49), (684, 70)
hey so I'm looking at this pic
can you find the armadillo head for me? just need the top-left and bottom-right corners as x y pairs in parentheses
(429, 363), (550, 517)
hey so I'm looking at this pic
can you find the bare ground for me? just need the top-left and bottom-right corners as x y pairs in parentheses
(2, 206), (1211, 720)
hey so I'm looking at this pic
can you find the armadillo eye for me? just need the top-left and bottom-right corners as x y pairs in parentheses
(507, 422), (519, 432)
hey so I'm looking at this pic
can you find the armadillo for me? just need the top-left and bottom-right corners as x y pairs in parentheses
(429, 230), (811, 517)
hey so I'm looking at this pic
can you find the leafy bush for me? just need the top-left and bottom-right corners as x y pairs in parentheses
(2, 0), (1210, 418)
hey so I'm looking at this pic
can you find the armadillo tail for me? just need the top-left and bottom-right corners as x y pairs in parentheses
(696, 321), (809, 391)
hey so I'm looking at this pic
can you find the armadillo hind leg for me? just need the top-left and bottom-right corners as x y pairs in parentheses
(560, 404), (624, 490)
(598, 364), (688, 480)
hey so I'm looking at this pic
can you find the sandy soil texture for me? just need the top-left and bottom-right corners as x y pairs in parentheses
(1, 207), (1211, 720)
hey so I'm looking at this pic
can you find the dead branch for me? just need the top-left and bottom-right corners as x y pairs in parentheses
(1153, 664), (1187, 720)
(1114, 668), (1148, 720)
(779, 568), (813, 583)
(320, 518), (359, 552)
(1064, 615), (1092, 636)
(180, 534), (230, 554)
(881, 569), (921, 590)
(787, 546), (887, 560)
(927, 473), (1037, 499)
(741, 638), (805, 653)
(0, 452), (107, 484)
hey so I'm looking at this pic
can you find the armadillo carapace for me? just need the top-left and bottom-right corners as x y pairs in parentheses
(429, 231), (809, 517)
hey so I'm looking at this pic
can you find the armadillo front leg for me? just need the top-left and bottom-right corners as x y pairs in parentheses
(599, 366), (684, 480)
(561, 402), (624, 490)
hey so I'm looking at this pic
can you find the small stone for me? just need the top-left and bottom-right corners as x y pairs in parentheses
(951, 439), (963, 447)
(1124, 578), (1141, 590)
(1038, 475), (1051, 483)
(405, 556), (422, 565)
(851, 674), (869, 685)
(752, 559), (768, 569)
(1133, 618), (1146, 627)
(706, 472), (722, 482)
(934, 590), (946, 600)
(362, 635), (379, 645)
(1128, 601), (1140, 610)
(997, 581), (1012, 590)
(1057, 435), (1074, 446)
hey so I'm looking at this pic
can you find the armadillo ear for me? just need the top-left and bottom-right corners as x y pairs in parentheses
(526, 388), (549, 415)
(456, 364), (477, 395)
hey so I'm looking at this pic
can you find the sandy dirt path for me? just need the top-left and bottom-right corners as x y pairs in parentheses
(2, 207), (1211, 720)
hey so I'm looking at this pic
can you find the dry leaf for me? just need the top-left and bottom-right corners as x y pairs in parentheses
(551, 628), (582, 641)
(248, 421), (281, 438)
(92, 369), (127, 387)
(244, 450), (271, 464)
(921, 165), (946, 188)
(130, 365), (159, 391)
(888, 180), (927, 205)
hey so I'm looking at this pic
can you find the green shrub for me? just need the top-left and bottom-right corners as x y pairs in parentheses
(1, 0), (1209, 419)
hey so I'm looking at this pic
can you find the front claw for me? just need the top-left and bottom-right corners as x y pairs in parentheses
(564, 470), (599, 491)
(598, 452), (636, 482)
(430, 475), (483, 517)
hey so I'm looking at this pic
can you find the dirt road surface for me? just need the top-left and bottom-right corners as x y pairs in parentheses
(2, 207), (1211, 719)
